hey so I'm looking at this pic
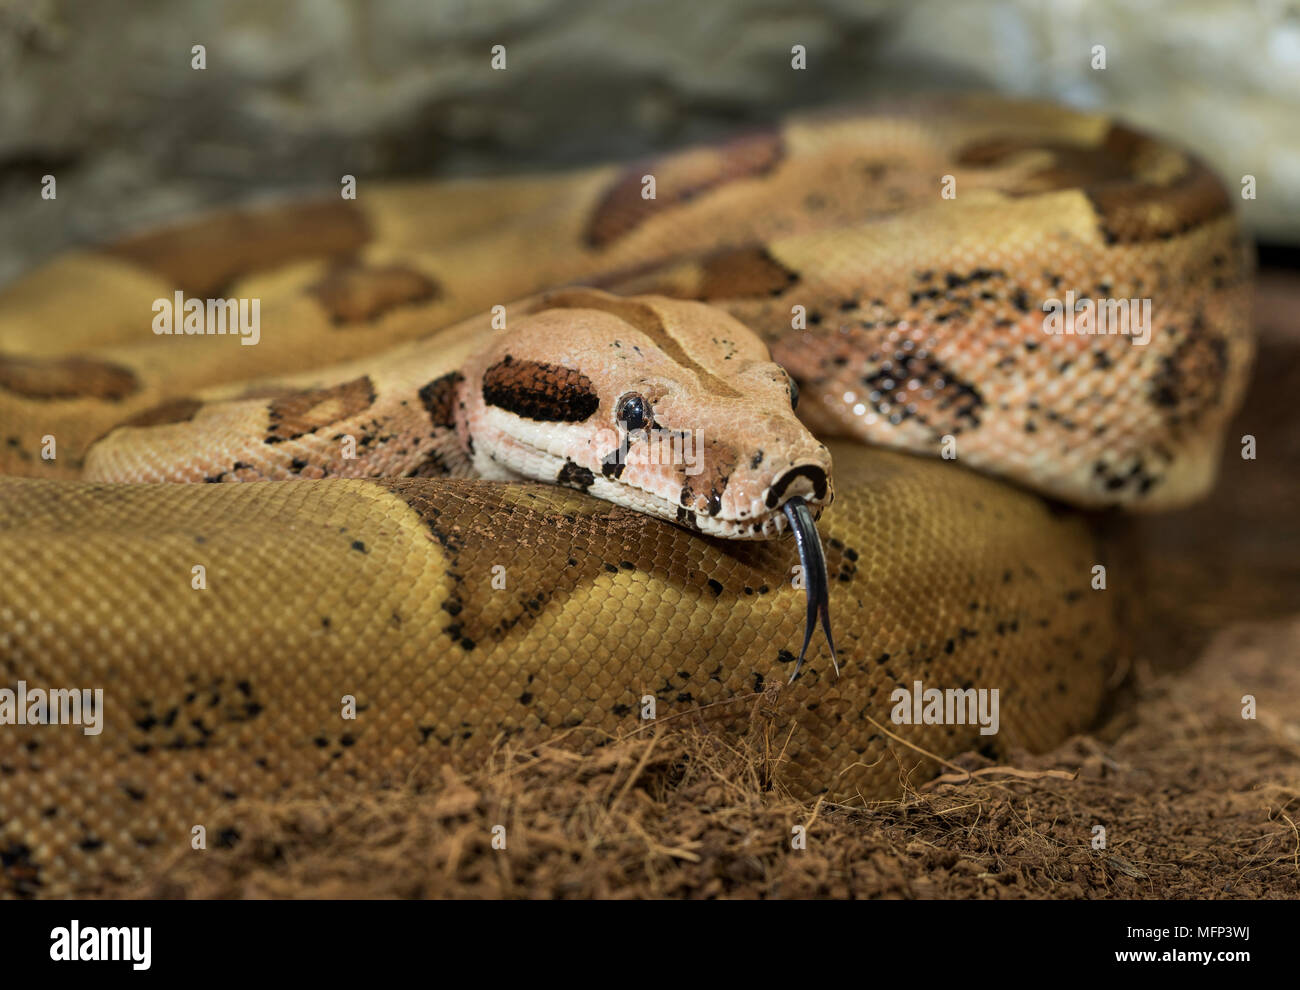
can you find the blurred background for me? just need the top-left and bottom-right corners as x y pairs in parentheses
(2, 0), (1300, 286)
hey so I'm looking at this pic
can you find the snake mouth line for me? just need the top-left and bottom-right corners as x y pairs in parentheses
(781, 495), (839, 682)
(509, 435), (831, 537)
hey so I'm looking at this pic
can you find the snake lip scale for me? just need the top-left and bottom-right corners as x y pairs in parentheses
(0, 93), (1254, 896)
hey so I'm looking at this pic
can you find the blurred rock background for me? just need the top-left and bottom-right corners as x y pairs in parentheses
(2, 0), (1299, 285)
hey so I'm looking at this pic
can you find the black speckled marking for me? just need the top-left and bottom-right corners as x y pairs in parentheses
(601, 447), (627, 480)
(858, 351), (984, 436)
(1091, 456), (1162, 497)
(678, 439), (738, 517)
(557, 460), (595, 491)
(1147, 326), (1227, 426)
(764, 464), (829, 508)
(418, 371), (463, 427)
(0, 842), (42, 897)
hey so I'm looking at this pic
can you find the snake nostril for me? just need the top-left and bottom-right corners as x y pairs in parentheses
(765, 464), (828, 508)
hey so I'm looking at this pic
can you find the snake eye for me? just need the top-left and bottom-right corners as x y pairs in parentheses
(616, 393), (650, 432)
(788, 376), (800, 411)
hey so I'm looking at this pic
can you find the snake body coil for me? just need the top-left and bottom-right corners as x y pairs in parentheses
(0, 95), (1253, 896)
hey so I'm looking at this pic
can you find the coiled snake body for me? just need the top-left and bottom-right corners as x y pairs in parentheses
(0, 96), (1253, 895)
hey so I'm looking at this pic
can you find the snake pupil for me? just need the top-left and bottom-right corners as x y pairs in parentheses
(789, 376), (799, 411)
(616, 393), (650, 432)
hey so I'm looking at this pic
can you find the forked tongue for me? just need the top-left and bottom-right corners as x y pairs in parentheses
(780, 495), (839, 683)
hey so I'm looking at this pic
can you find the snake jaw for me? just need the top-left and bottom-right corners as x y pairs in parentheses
(781, 495), (839, 683)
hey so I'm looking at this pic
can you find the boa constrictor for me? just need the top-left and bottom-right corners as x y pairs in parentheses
(0, 95), (1253, 896)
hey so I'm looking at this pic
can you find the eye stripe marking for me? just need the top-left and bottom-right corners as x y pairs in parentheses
(482, 356), (599, 422)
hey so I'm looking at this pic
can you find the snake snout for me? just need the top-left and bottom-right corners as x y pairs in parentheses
(766, 463), (830, 509)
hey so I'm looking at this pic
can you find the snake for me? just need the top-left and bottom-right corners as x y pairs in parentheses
(0, 94), (1253, 896)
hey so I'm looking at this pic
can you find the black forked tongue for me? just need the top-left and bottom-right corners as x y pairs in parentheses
(781, 496), (839, 683)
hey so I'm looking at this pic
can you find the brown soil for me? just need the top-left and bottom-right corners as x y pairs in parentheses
(106, 269), (1300, 900)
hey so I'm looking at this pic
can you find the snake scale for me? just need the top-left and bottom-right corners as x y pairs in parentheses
(0, 95), (1253, 896)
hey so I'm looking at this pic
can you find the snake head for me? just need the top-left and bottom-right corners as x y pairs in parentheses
(455, 289), (833, 539)
(455, 288), (839, 680)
